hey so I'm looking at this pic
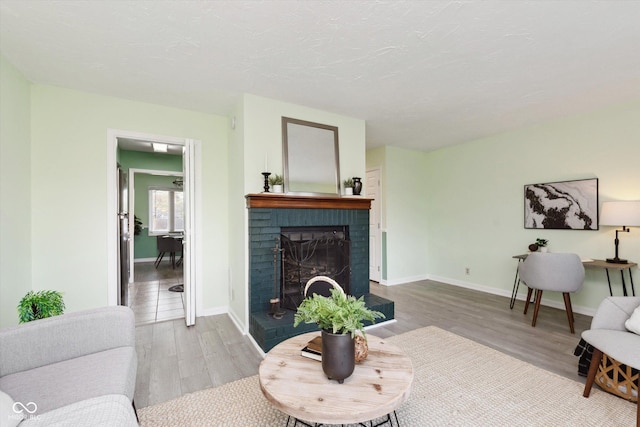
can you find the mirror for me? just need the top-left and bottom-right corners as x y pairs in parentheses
(282, 117), (340, 196)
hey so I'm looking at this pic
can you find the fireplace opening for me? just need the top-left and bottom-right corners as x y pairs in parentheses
(280, 226), (350, 310)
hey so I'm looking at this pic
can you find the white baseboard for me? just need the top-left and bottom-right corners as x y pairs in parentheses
(134, 257), (157, 263)
(197, 306), (228, 318)
(364, 318), (397, 331)
(226, 306), (247, 335)
(426, 274), (596, 317)
(381, 274), (430, 286)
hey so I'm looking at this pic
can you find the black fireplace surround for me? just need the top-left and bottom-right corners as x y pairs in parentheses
(280, 226), (350, 310)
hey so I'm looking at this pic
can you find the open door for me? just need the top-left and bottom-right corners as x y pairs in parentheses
(182, 139), (196, 326)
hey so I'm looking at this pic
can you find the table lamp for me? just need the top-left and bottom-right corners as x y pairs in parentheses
(600, 201), (640, 264)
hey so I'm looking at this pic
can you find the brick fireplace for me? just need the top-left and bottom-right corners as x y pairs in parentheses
(246, 194), (394, 351)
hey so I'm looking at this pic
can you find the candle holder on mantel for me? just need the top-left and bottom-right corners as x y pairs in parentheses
(262, 172), (271, 193)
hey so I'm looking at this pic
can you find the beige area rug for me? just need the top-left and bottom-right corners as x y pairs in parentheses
(138, 326), (636, 426)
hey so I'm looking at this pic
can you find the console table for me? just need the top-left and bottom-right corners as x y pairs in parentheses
(509, 254), (637, 309)
(259, 332), (413, 426)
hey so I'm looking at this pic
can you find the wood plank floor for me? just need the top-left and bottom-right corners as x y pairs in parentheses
(134, 279), (591, 408)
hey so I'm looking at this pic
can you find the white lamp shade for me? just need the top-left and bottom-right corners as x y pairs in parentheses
(600, 201), (640, 227)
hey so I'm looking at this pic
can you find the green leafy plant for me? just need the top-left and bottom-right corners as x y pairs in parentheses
(268, 174), (284, 186)
(343, 178), (354, 188)
(134, 215), (143, 236)
(535, 238), (548, 247)
(294, 288), (385, 338)
(18, 290), (65, 323)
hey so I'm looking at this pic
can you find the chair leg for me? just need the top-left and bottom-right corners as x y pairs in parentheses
(583, 347), (603, 397)
(531, 290), (543, 327)
(562, 292), (576, 334)
(154, 252), (165, 269)
(524, 287), (533, 314)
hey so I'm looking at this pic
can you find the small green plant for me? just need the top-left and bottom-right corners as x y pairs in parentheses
(343, 178), (354, 188)
(268, 174), (284, 186)
(18, 290), (65, 323)
(294, 288), (385, 337)
(536, 238), (548, 247)
(134, 215), (143, 236)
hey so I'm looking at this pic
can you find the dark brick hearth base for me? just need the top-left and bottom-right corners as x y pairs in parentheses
(247, 196), (395, 352)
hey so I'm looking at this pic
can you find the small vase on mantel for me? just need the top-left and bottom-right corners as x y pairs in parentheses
(352, 177), (362, 196)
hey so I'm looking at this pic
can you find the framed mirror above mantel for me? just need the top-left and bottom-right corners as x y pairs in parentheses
(282, 117), (341, 196)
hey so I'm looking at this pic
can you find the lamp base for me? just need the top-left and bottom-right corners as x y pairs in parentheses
(606, 257), (628, 264)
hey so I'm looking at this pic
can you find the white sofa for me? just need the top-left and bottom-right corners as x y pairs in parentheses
(0, 306), (138, 426)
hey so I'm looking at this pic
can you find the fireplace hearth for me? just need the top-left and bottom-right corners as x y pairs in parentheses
(280, 226), (350, 310)
(246, 193), (394, 351)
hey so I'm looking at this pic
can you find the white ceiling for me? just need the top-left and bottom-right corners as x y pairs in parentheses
(1, 1), (639, 152)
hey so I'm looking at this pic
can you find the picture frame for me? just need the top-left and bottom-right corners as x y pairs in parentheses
(282, 117), (341, 196)
(524, 178), (598, 230)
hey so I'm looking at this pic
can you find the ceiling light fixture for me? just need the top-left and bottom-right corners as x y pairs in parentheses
(152, 143), (168, 153)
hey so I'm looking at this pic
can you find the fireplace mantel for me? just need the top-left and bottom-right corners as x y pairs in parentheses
(246, 193), (372, 210)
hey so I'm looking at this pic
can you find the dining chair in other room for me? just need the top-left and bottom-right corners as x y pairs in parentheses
(154, 235), (182, 269)
(518, 252), (585, 333)
(304, 276), (345, 298)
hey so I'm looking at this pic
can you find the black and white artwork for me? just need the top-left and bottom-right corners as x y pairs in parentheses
(524, 178), (598, 230)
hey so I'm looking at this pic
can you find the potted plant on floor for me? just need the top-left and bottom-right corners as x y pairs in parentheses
(294, 288), (384, 383)
(18, 290), (65, 323)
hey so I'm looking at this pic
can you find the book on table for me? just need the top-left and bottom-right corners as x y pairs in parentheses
(300, 336), (322, 361)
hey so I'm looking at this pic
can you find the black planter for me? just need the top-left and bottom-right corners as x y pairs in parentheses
(321, 329), (355, 383)
(352, 177), (362, 196)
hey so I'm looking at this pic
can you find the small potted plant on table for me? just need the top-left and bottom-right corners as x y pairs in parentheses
(294, 288), (384, 383)
(536, 238), (549, 252)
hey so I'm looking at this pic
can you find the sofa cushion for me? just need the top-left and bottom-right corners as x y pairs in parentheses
(0, 347), (136, 416)
(0, 389), (22, 427)
(20, 394), (137, 427)
(0, 307), (135, 377)
(625, 305), (640, 335)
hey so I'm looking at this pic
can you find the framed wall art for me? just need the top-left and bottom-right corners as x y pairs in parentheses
(524, 178), (598, 230)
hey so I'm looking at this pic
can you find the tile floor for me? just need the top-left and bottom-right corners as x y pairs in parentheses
(129, 261), (184, 325)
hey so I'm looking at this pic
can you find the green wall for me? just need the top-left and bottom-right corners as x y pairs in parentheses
(29, 84), (229, 317)
(369, 101), (640, 313)
(132, 174), (181, 259)
(0, 55), (32, 327)
(118, 150), (183, 260)
(118, 149), (183, 172)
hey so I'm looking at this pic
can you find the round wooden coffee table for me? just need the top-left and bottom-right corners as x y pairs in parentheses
(259, 332), (413, 425)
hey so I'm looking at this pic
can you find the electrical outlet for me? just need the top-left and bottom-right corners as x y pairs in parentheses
(465, 267), (470, 275)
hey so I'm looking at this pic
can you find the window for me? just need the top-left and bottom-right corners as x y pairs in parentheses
(149, 188), (184, 235)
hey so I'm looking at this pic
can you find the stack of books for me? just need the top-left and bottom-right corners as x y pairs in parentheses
(300, 336), (322, 361)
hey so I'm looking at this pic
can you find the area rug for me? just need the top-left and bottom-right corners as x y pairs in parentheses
(138, 326), (636, 426)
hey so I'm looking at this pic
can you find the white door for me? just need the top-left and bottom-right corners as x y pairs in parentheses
(366, 169), (381, 282)
(182, 140), (196, 326)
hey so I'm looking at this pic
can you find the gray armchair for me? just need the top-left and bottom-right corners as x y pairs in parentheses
(518, 252), (585, 333)
(582, 296), (640, 425)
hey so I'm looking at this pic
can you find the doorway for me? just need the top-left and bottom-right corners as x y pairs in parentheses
(129, 168), (185, 325)
(107, 129), (199, 326)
